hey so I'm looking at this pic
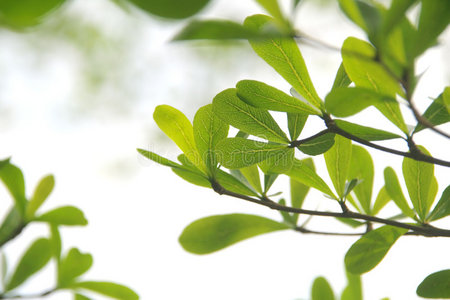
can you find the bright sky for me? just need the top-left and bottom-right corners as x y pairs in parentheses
(0, 0), (449, 299)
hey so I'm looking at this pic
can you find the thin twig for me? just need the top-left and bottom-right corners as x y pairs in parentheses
(408, 100), (450, 139)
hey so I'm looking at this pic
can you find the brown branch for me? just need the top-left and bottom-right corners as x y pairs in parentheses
(408, 100), (450, 139)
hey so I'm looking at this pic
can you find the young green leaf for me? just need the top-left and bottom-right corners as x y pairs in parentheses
(383, 167), (415, 219)
(239, 165), (262, 194)
(278, 199), (295, 226)
(402, 146), (434, 221)
(290, 158), (314, 223)
(348, 145), (374, 214)
(0, 162), (27, 216)
(69, 281), (138, 300)
(25, 174), (55, 221)
(35, 206), (88, 226)
(5, 238), (52, 291)
(324, 135), (352, 199)
(345, 226), (408, 274)
(213, 89), (289, 143)
(153, 105), (205, 172)
(236, 80), (320, 115)
(335, 120), (402, 141)
(0, 208), (24, 247)
(137, 149), (181, 169)
(311, 276), (335, 300)
(338, 0), (369, 33)
(171, 168), (211, 188)
(244, 14), (323, 109)
(215, 170), (258, 196)
(332, 62), (352, 90)
(127, 0), (209, 19)
(49, 224), (61, 262)
(178, 213), (289, 254)
(0, 0), (66, 28)
(193, 104), (229, 174)
(216, 138), (289, 169)
(341, 270), (362, 300)
(254, 0), (286, 25)
(287, 113), (308, 141)
(285, 159), (336, 199)
(428, 185), (450, 221)
(58, 248), (93, 287)
(372, 186), (391, 216)
(264, 173), (278, 193)
(414, 92), (450, 133)
(297, 132), (336, 156)
(258, 147), (294, 174)
(416, 269), (450, 299)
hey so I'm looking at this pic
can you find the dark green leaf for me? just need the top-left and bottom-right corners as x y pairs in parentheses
(331, 62), (352, 90)
(127, 0), (209, 19)
(69, 281), (138, 300)
(244, 14), (323, 109)
(324, 135), (352, 199)
(0, 207), (24, 247)
(236, 80), (320, 115)
(335, 120), (402, 141)
(383, 167), (415, 218)
(25, 174), (55, 220)
(0, 0), (65, 28)
(6, 238), (52, 291)
(348, 145), (374, 214)
(215, 170), (258, 196)
(372, 186), (391, 216)
(311, 276), (335, 300)
(341, 270), (362, 300)
(216, 138), (289, 169)
(58, 248), (93, 287)
(414, 92), (450, 133)
(258, 147), (294, 174)
(297, 133), (336, 156)
(0, 162), (27, 216)
(416, 269), (450, 298)
(35, 206), (88, 226)
(428, 185), (450, 221)
(287, 113), (308, 141)
(179, 214), (289, 254)
(213, 88), (289, 143)
(345, 225), (407, 274)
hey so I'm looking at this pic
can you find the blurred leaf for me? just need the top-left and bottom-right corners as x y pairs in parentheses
(285, 159), (336, 198)
(444, 87), (450, 113)
(49, 224), (62, 262)
(414, 92), (450, 133)
(428, 185), (450, 221)
(348, 145), (374, 214)
(58, 248), (93, 287)
(216, 170), (258, 196)
(324, 135), (352, 199)
(345, 226), (407, 274)
(255, 0), (286, 24)
(154, 105), (205, 172)
(402, 146), (434, 221)
(287, 113), (308, 141)
(236, 80), (320, 115)
(338, 0), (369, 32)
(6, 238), (52, 291)
(216, 138), (289, 169)
(264, 173), (278, 193)
(335, 120), (402, 141)
(244, 14), (323, 109)
(341, 270), (362, 300)
(331, 62), (352, 90)
(383, 167), (415, 218)
(213, 89), (289, 143)
(0, 0), (65, 28)
(179, 214), (289, 254)
(69, 281), (138, 300)
(127, 0), (210, 19)
(372, 186), (391, 216)
(193, 104), (229, 175)
(337, 217), (365, 228)
(416, 269), (450, 298)
(0, 208), (24, 247)
(290, 158), (313, 223)
(240, 165), (262, 194)
(137, 149), (180, 169)
(278, 199), (295, 225)
(0, 162), (27, 216)
(258, 147), (294, 174)
(74, 294), (92, 300)
(297, 133), (336, 156)
(36, 206), (88, 226)
(311, 276), (335, 300)
(381, 0), (417, 37)
(25, 175), (55, 221)
(1, 251), (7, 288)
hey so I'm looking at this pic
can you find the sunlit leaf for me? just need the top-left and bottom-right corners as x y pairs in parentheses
(348, 145), (373, 214)
(278, 199), (295, 225)
(338, 0), (369, 32)
(127, 0), (209, 19)
(137, 149), (181, 169)
(345, 225), (407, 274)
(311, 276), (335, 300)
(49, 224), (61, 262)
(172, 168), (210, 188)
(297, 133), (336, 156)
(215, 170), (258, 196)
(332, 62), (352, 90)
(74, 294), (92, 300)
(35, 206), (88, 226)
(416, 269), (450, 298)
(0, 0), (66, 28)
(258, 147), (294, 174)
(6, 238), (52, 291)
(240, 165), (262, 194)
(255, 0), (286, 25)
(58, 248), (93, 287)
(324, 135), (352, 199)
(290, 158), (313, 223)
(287, 113), (308, 141)
(25, 174), (55, 221)
(341, 270), (362, 300)
(383, 167), (415, 218)
(428, 185), (450, 221)
(372, 186), (391, 216)
(335, 120), (402, 141)
(0, 162), (27, 216)
(414, 92), (450, 133)
(444, 87), (450, 113)
(179, 214), (289, 254)
(213, 88), (289, 143)
(69, 281), (138, 300)
(264, 173), (278, 193)
(381, 0), (417, 37)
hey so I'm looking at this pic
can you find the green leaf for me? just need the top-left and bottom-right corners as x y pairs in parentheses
(74, 294), (92, 300)
(35, 206), (88, 226)
(216, 138), (289, 169)
(337, 218), (365, 228)
(137, 149), (180, 169)
(345, 225), (408, 274)
(297, 132), (336, 156)
(428, 185), (450, 221)
(381, 0), (417, 36)
(127, 0), (209, 19)
(25, 174), (55, 221)
(236, 80), (320, 115)
(213, 89), (289, 143)
(153, 105), (205, 172)
(372, 186), (391, 216)
(348, 145), (374, 214)
(0, 0), (66, 28)
(58, 248), (93, 287)
(0, 207), (24, 247)
(402, 146), (434, 221)
(178, 213), (289, 254)
(255, 0), (286, 24)
(285, 159), (336, 199)
(444, 87), (450, 114)
(49, 224), (61, 261)
(383, 167), (415, 218)
(287, 113), (308, 141)
(290, 158), (313, 223)
(172, 168), (211, 188)
(240, 165), (262, 194)
(264, 173), (278, 193)
(335, 120), (402, 141)
(0, 162), (27, 216)
(311, 276), (335, 300)
(69, 281), (138, 300)
(341, 270), (362, 300)
(193, 104), (229, 174)
(414, 92), (450, 133)
(332, 62), (352, 90)
(338, 0), (369, 32)
(258, 147), (294, 174)
(278, 199), (295, 226)
(1, 251), (7, 287)
(244, 14), (323, 109)
(324, 135), (352, 199)
(6, 238), (52, 291)
(344, 179), (361, 199)
(215, 170), (258, 196)
(416, 269), (450, 299)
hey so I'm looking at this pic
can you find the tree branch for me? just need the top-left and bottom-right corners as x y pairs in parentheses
(408, 99), (450, 139)
(0, 288), (56, 299)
